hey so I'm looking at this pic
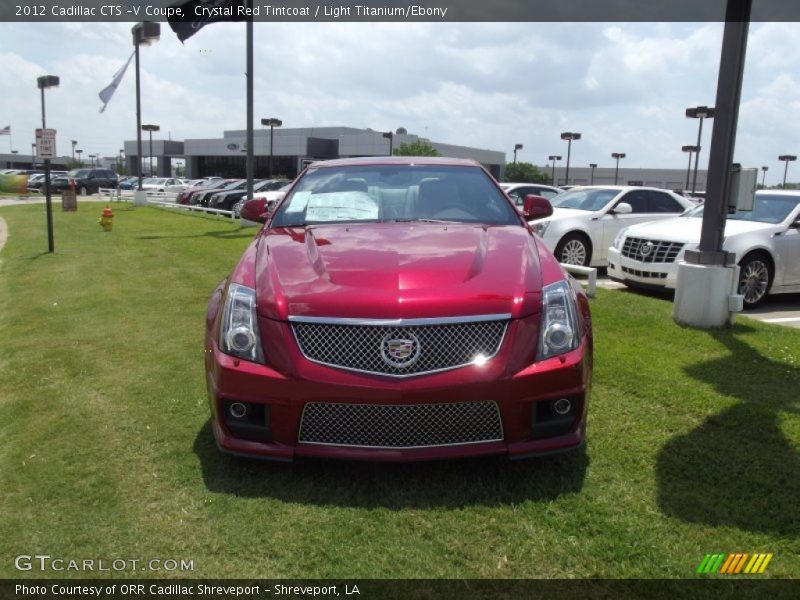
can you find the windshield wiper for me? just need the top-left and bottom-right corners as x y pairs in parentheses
(388, 218), (459, 224)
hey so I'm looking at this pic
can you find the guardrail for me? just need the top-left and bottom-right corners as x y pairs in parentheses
(560, 263), (597, 298)
(98, 187), (239, 219)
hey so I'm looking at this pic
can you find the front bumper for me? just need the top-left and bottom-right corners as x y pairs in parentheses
(607, 247), (680, 289)
(205, 327), (591, 462)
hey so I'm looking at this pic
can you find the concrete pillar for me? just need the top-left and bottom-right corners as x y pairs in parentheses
(673, 262), (743, 327)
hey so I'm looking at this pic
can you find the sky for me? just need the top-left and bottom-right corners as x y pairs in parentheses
(2, 20), (800, 183)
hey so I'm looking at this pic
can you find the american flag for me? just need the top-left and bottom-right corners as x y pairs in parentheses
(0, 125), (10, 135)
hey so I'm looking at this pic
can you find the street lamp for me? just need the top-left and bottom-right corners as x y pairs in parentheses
(778, 155), (797, 188)
(132, 21), (160, 194)
(760, 165), (768, 188)
(71, 139), (77, 163)
(548, 155), (562, 186)
(88, 154), (97, 168)
(611, 152), (626, 185)
(76, 149), (83, 166)
(560, 132), (581, 185)
(589, 163), (597, 185)
(260, 118), (282, 178)
(141, 124), (159, 176)
(685, 105), (715, 194)
(31, 143), (36, 168)
(682, 145), (699, 191)
(119, 149), (125, 173)
(382, 131), (394, 157)
(37, 74), (59, 254)
(513, 143), (523, 164)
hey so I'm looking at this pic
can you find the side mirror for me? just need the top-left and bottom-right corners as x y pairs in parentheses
(613, 202), (633, 214)
(523, 194), (553, 220)
(240, 198), (272, 223)
(790, 218), (800, 229)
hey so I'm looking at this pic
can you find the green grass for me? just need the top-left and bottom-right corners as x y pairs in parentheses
(0, 203), (798, 579)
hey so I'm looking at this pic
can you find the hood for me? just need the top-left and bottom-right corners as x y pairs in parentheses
(540, 207), (598, 223)
(255, 223), (543, 320)
(621, 216), (776, 244)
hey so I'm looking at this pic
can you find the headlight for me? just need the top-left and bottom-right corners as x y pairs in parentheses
(612, 229), (627, 250)
(537, 280), (580, 361)
(531, 221), (550, 237)
(219, 283), (264, 363)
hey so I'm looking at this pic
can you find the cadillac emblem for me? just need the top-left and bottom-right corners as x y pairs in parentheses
(639, 240), (654, 258)
(380, 332), (421, 368)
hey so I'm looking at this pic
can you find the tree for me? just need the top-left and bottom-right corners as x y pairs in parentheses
(393, 140), (441, 157)
(504, 162), (550, 184)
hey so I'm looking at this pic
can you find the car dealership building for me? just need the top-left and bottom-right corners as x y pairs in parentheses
(123, 126), (506, 181)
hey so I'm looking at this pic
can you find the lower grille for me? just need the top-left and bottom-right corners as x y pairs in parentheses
(298, 401), (504, 448)
(622, 266), (667, 279)
(621, 237), (684, 263)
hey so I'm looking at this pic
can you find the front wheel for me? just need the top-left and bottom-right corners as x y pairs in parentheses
(738, 252), (772, 309)
(555, 233), (591, 267)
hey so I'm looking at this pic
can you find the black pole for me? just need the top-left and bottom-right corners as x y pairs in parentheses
(691, 118), (704, 194)
(41, 87), (54, 253)
(783, 160), (789, 188)
(269, 124), (274, 179)
(614, 157), (620, 185)
(135, 40), (143, 191)
(685, 150), (693, 190)
(761, 168), (766, 187)
(389, 133), (393, 156)
(590, 166), (595, 185)
(551, 159), (555, 185)
(148, 130), (153, 176)
(564, 139), (572, 185)
(686, 0), (752, 264)
(245, 2), (254, 201)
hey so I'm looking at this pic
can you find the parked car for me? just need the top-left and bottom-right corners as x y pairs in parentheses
(205, 156), (593, 462)
(232, 183), (292, 222)
(210, 179), (291, 211)
(529, 186), (695, 267)
(178, 179), (235, 205)
(500, 182), (562, 203)
(140, 177), (184, 192)
(196, 179), (245, 206)
(608, 190), (800, 308)
(51, 168), (118, 195)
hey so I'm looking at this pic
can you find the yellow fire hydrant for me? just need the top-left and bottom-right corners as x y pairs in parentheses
(98, 205), (114, 231)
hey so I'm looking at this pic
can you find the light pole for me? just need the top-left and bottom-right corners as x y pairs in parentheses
(71, 139), (77, 163)
(682, 145), (699, 191)
(589, 163), (597, 185)
(11, 150), (18, 167)
(31, 143), (36, 169)
(686, 105), (715, 194)
(382, 131), (394, 157)
(611, 152), (626, 185)
(548, 155), (561, 186)
(261, 118), (282, 178)
(141, 124), (159, 176)
(119, 149), (125, 173)
(513, 143), (523, 164)
(89, 154), (97, 168)
(778, 155), (797, 188)
(132, 22), (160, 194)
(760, 165), (768, 187)
(37, 74), (59, 254)
(560, 132), (581, 185)
(76, 149), (83, 166)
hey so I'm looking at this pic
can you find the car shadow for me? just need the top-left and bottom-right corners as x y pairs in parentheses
(656, 325), (800, 536)
(192, 422), (588, 509)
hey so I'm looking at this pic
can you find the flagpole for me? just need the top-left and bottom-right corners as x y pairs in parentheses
(245, 0), (254, 203)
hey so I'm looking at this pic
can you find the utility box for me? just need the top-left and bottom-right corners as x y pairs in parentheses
(728, 165), (757, 213)
(61, 189), (77, 212)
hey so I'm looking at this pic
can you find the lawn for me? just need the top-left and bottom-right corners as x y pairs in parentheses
(0, 203), (798, 579)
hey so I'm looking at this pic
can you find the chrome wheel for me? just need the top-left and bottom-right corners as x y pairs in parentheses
(738, 256), (770, 308)
(559, 237), (588, 266)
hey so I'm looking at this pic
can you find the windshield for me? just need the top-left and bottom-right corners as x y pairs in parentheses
(683, 194), (800, 223)
(67, 169), (89, 177)
(272, 165), (520, 227)
(550, 188), (620, 211)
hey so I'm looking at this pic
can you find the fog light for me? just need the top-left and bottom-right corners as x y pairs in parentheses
(552, 398), (572, 416)
(229, 402), (249, 419)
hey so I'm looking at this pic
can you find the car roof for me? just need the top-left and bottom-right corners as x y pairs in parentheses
(501, 182), (559, 189)
(306, 156), (481, 169)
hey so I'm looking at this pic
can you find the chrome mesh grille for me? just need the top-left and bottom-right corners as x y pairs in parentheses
(621, 237), (684, 263)
(291, 318), (508, 377)
(298, 401), (504, 448)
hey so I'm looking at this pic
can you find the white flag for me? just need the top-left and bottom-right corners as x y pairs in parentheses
(98, 52), (135, 113)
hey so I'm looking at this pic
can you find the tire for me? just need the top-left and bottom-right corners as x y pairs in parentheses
(79, 185), (88, 196)
(738, 252), (772, 309)
(555, 233), (591, 267)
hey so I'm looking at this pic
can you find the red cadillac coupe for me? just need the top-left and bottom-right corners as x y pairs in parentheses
(205, 157), (592, 461)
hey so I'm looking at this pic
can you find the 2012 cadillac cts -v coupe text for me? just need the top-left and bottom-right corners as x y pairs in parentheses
(205, 157), (593, 461)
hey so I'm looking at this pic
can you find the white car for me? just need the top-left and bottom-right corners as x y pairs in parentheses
(141, 177), (184, 192)
(529, 186), (696, 267)
(233, 184), (291, 224)
(608, 190), (800, 308)
(500, 182), (562, 203)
